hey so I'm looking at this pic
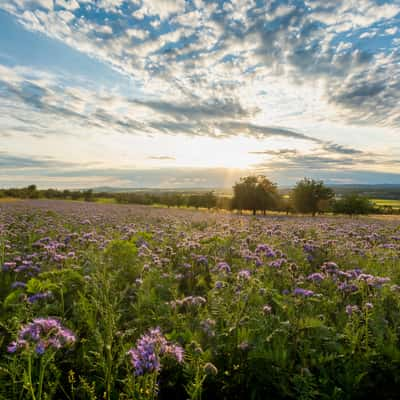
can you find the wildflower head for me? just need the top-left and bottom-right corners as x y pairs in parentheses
(263, 304), (272, 315)
(345, 304), (360, 316)
(8, 318), (76, 355)
(216, 262), (231, 273)
(127, 328), (184, 376)
(293, 287), (314, 297)
(237, 270), (251, 280)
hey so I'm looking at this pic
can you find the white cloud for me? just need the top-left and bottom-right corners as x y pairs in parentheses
(55, 0), (79, 10)
(385, 27), (398, 35)
(360, 31), (376, 39)
(134, 0), (186, 20)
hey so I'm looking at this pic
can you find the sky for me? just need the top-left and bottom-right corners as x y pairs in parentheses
(0, 0), (399, 189)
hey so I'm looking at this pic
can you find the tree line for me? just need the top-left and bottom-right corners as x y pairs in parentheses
(1, 178), (398, 215)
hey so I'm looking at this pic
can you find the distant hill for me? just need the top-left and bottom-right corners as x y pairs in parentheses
(328, 184), (400, 200)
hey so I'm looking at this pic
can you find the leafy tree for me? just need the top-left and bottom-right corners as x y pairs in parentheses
(333, 194), (375, 215)
(27, 184), (39, 199)
(83, 189), (94, 202)
(203, 191), (217, 210)
(232, 175), (278, 215)
(291, 178), (334, 216)
(256, 176), (279, 215)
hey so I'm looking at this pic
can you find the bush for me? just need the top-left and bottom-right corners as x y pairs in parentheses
(333, 194), (375, 215)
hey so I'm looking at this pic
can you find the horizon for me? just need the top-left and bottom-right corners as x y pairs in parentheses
(1, 0), (400, 188)
(3, 182), (400, 192)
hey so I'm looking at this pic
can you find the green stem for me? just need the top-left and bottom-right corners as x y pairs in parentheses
(27, 354), (36, 400)
(37, 357), (45, 400)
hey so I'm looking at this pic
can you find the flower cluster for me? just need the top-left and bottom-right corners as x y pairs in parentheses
(8, 318), (76, 355)
(127, 328), (184, 376)
(293, 287), (314, 297)
(170, 296), (207, 309)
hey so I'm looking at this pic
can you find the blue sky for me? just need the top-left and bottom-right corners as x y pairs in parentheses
(0, 0), (399, 188)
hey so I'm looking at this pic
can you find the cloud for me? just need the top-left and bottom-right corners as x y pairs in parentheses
(2, 160), (400, 189)
(0, 151), (80, 169)
(1, 0), (399, 132)
(321, 143), (364, 155)
(131, 97), (256, 120)
(147, 155), (176, 160)
(0, 0), (400, 191)
(133, 0), (186, 20)
(249, 149), (298, 156)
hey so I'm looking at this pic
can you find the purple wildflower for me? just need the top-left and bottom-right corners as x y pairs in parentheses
(11, 281), (27, 289)
(269, 258), (286, 268)
(216, 262), (231, 273)
(3, 262), (16, 271)
(127, 327), (184, 376)
(338, 282), (358, 293)
(215, 281), (224, 289)
(293, 287), (314, 297)
(8, 318), (76, 355)
(27, 291), (52, 304)
(237, 270), (251, 280)
(307, 273), (325, 282)
(345, 305), (360, 315)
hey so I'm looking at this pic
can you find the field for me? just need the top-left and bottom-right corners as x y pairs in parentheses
(371, 198), (400, 209)
(1, 200), (400, 400)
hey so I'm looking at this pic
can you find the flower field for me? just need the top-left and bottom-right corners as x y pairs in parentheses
(1, 200), (400, 399)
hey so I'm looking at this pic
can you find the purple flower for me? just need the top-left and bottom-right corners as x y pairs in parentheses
(7, 342), (18, 353)
(269, 258), (286, 268)
(237, 270), (251, 280)
(127, 328), (184, 376)
(195, 255), (208, 265)
(345, 305), (360, 315)
(27, 291), (52, 304)
(307, 273), (325, 282)
(364, 302), (374, 310)
(338, 282), (358, 293)
(293, 287), (314, 297)
(216, 262), (231, 273)
(215, 281), (224, 289)
(8, 318), (76, 355)
(3, 261), (16, 271)
(11, 281), (27, 289)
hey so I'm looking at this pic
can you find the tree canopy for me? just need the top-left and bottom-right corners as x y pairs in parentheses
(333, 194), (375, 215)
(292, 178), (334, 216)
(232, 175), (279, 215)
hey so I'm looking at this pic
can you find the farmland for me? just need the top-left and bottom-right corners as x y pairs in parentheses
(371, 199), (400, 210)
(1, 200), (400, 399)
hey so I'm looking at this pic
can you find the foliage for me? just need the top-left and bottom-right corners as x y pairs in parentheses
(292, 178), (334, 216)
(232, 175), (279, 215)
(333, 194), (375, 215)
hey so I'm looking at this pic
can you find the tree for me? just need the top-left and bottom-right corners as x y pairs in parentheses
(256, 176), (279, 215)
(203, 192), (217, 210)
(27, 184), (39, 199)
(232, 175), (278, 215)
(83, 189), (94, 202)
(291, 178), (334, 216)
(333, 194), (374, 216)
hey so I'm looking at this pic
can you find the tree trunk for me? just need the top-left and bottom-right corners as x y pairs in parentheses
(253, 209), (256, 216)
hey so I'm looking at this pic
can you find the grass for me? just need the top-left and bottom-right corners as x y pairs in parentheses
(0, 197), (19, 202)
(371, 198), (400, 209)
